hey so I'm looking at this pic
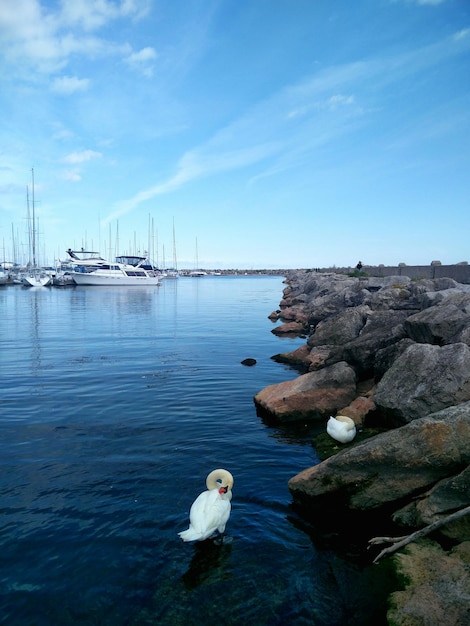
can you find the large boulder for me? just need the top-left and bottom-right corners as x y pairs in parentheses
(307, 305), (370, 347)
(363, 283), (420, 311)
(393, 465), (470, 541)
(373, 338), (416, 379)
(288, 403), (470, 512)
(404, 300), (470, 345)
(387, 540), (470, 626)
(332, 309), (409, 375)
(374, 343), (470, 424)
(253, 361), (357, 423)
(305, 308), (409, 376)
(271, 321), (308, 336)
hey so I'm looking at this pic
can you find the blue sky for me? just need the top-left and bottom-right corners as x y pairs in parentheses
(1, 0), (469, 269)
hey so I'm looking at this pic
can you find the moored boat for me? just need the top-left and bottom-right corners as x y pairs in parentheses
(70, 261), (161, 286)
(52, 249), (110, 286)
(65, 248), (109, 267)
(22, 169), (51, 287)
(52, 267), (76, 287)
(22, 268), (52, 287)
(162, 267), (179, 278)
(188, 270), (207, 277)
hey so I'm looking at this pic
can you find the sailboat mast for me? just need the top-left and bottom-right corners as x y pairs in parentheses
(31, 168), (37, 268)
(172, 217), (177, 270)
(26, 186), (32, 266)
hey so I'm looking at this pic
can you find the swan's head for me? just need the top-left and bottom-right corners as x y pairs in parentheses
(206, 468), (234, 495)
(334, 415), (356, 430)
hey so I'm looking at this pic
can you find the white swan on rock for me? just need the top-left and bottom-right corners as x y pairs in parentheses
(178, 469), (234, 542)
(327, 415), (357, 443)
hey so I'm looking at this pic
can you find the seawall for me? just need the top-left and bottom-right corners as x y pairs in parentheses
(321, 262), (470, 284)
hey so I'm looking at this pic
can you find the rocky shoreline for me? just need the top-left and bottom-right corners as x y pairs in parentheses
(254, 270), (470, 625)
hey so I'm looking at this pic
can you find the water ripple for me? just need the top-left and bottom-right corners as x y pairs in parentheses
(0, 279), (392, 625)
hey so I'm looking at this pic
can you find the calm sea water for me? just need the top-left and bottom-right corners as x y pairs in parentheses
(0, 277), (393, 625)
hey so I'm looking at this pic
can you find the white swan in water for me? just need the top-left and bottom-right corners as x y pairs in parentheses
(178, 469), (234, 542)
(327, 415), (357, 443)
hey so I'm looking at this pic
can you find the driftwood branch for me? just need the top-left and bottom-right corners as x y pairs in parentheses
(368, 504), (470, 564)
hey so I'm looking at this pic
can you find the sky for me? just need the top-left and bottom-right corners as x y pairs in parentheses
(0, 0), (469, 270)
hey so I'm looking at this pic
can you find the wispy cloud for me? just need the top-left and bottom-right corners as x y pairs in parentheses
(124, 46), (157, 76)
(51, 75), (91, 94)
(394, 0), (448, 5)
(415, 0), (447, 5)
(59, 149), (103, 183)
(60, 169), (82, 182)
(454, 29), (470, 41)
(102, 28), (470, 224)
(63, 150), (102, 164)
(60, 0), (151, 31)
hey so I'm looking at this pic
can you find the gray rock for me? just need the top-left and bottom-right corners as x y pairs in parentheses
(405, 304), (467, 344)
(273, 270), (470, 615)
(307, 305), (370, 347)
(374, 343), (470, 424)
(287, 402), (470, 512)
(394, 464), (470, 540)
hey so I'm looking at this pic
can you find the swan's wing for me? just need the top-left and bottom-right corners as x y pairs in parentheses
(188, 489), (231, 538)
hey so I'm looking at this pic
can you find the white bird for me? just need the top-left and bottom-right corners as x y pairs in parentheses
(178, 469), (234, 542)
(327, 415), (357, 443)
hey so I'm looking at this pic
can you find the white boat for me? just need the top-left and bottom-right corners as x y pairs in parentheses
(22, 268), (52, 287)
(162, 219), (179, 278)
(70, 261), (161, 286)
(188, 237), (206, 276)
(53, 272), (75, 287)
(188, 270), (207, 277)
(52, 264), (76, 287)
(52, 249), (109, 286)
(65, 248), (109, 267)
(163, 268), (179, 278)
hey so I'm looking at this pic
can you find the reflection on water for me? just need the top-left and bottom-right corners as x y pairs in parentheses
(29, 289), (42, 374)
(180, 539), (233, 590)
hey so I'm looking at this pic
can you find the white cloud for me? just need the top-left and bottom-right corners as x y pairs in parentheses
(63, 150), (102, 164)
(52, 128), (74, 140)
(51, 75), (91, 94)
(60, 0), (151, 31)
(326, 94), (355, 109)
(60, 169), (82, 182)
(0, 0), (150, 74)
(392, 0), (447, 5)
(124, 46), (157, 76)
(286, 106), (309, 119)
(454, 29), (470, 41)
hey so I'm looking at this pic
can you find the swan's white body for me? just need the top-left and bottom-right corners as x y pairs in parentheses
(327, 415), (357, 443)
(178, 469), (234, 542)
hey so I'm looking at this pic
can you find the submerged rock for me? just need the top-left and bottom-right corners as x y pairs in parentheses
(241, 358), (257, 366)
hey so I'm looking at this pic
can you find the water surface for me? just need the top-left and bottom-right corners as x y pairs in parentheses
(0, 277), (392, 625)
